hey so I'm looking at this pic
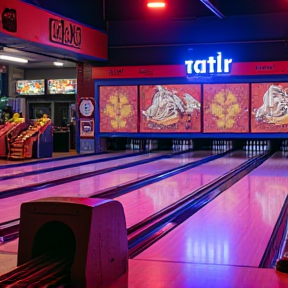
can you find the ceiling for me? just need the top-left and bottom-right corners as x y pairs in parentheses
(22, 0), (288, 22)
(103, 0), (288, 21)
(19, 0), (288, 26)
(2, 0), (288, 69)
(0, 47), (76, 69)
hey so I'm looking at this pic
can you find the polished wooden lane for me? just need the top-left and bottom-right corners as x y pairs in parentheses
(107, 259), (288, 288)
(0, 151), (212, 224)
(115, 150), (248, 228)
(106, 152), (288, 287)
(0, 150), (167, 177)
(0, 151), (104, 174)
(0, 151), (77, 166)
(2, 152), (288, 287)
(0, 150), (248, 276)
(0, 252), (17, 275)
(0, 151), (166, 190)
(3, 150), (246, 229)
(134, 152), (288, 268)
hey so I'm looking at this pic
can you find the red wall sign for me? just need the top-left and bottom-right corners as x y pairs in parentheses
(92, 65), (186, 79)
(0, 0), (107, 60)
(230, 61), (288, 75)
(92, 61), (288, 79)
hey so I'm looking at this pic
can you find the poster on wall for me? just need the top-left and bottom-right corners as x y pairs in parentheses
(203, 83), (249, 133)
(140, 84), (201, 133)
(251, 83), (288, 133)
(99, 86), (138, 132)
(80, 118), (94, 138)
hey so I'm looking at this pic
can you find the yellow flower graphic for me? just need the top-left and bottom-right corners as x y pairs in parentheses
(211, 90), (241, 129)
(104, 93), (132, 129)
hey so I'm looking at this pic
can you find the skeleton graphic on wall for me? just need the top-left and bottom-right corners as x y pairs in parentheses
(142, 85), (200, 129)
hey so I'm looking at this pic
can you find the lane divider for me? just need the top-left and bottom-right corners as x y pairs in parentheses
(0, 149), (233, 242)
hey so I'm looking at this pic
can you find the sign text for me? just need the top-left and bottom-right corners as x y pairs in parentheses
(185, 53), (232, 75)
(50, 18), (81, 49)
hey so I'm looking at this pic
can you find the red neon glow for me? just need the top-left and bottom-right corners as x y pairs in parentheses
(147, 2), (166, 8)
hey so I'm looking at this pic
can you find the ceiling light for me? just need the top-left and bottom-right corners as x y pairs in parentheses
(54, 61), (64, 66)
(147, 2), (166, 8)
(199, 0), (225, 19)
(0, 55), (28, 63)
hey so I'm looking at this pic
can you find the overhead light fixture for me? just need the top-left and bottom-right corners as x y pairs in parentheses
(0, 55), (28, 63)
(199, 0), (225, 19)
(54, 61), (64, 66)
(147, 2), (166, 8)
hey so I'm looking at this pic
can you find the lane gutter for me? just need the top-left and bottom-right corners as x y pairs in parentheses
(2, 151), (282, 270)
(0, 151), (148, 181)
(0, 151), (107, 170)
(0, 149), (232, 242)
(127, 152), (272, 258)
(259, 195), (288, 269)
(0, 149), (196, 199)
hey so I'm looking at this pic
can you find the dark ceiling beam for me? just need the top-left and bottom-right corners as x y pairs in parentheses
(199, 0), (225, 19)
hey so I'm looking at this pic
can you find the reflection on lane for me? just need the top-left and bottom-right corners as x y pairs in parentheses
(0, 151), (175, 191)
(134, 152), (288, 267)
(115, 151), (248, 228)
(0, 150), (212, 223)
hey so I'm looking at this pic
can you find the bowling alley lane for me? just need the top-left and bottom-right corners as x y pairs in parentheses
(0, 151), (131, 177)
(0, 151), (175, 192)
(107, 259), (288, 288)
(113, 150), (248, 228)
(134, 152), (288, 267)
(0, 150), (212, 223)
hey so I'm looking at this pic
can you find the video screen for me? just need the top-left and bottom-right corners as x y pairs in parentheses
(16, 79), (45, 95)
(203, 83), (250, 133)
(251, 83), (288, 132)
(140, 84), (201, 133)
(99, 86), (138, 132)
(47, 79), (77, 94)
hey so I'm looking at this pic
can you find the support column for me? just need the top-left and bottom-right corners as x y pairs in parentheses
(76, 62), (98, 153)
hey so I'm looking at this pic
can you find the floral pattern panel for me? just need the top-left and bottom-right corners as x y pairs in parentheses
(203, 84), (249, 133)
(99, 86), (138, 132)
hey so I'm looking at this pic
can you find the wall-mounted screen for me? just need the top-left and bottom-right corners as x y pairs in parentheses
(203, 83), (249, 133)
(140, 84), (201, 133)
(251, 83), (288, 132)
(47, 79), (77, 94)
(99, 86), (138, 132)
(16, 79), (45, 95)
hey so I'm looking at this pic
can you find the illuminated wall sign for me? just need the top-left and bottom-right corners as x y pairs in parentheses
(185, 52), (232, 75)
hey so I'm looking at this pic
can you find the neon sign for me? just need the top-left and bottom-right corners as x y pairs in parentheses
(185, 52), (232, 75)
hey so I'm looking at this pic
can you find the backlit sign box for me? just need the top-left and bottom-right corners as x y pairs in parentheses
(185, 52), (232, 75)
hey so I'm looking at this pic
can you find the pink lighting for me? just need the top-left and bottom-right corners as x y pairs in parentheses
(147, 2), (166, 8)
